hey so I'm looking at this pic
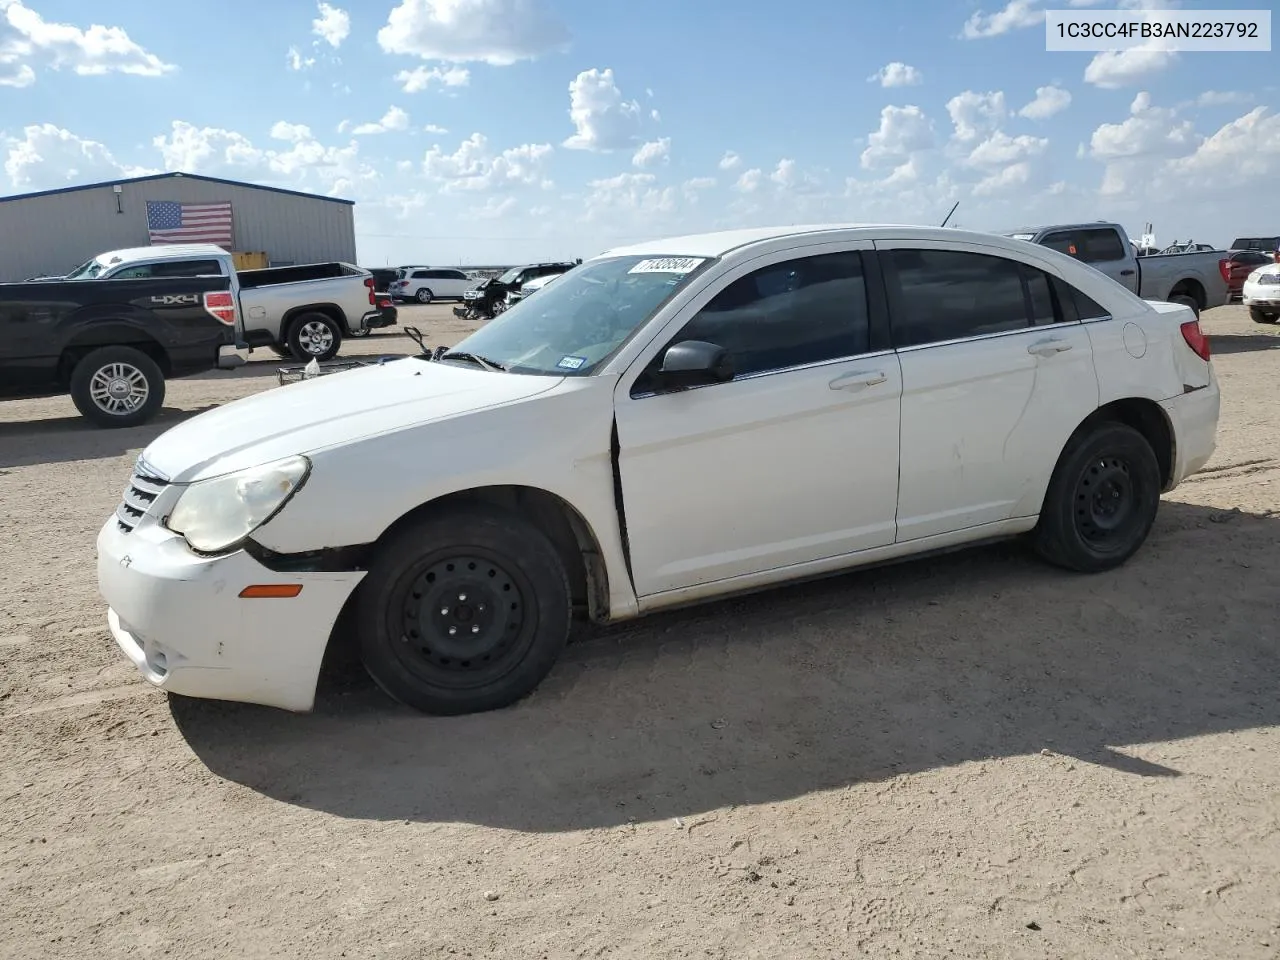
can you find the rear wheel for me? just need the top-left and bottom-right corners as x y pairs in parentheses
(287, 312), (342, 362)
(68, 345), (165, 429)
(415, 288), (433, 304)
(1249, 306), (1278, 324)
(356, 506), (572, 715)
(1034, 422), (1161, 573)
(1170, 293), (1200, 318)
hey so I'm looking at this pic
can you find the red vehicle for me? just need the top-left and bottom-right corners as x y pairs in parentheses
(1220, 250), (1276, 300)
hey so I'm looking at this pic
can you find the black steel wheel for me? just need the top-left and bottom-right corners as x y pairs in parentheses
(1034, 422), (1161, 572)
(1249, 306), (1278, 324)
(357, 506), (571, 715)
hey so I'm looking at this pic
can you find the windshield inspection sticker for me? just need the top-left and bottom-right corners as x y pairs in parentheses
(628, 257), (706, 275)
(557, 355), (587, 370)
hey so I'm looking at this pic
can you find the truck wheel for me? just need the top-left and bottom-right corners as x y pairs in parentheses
(1170, 293), (1200, 318)
(356, 505), (572, 716)
(69, 345), (165, 429)
(415, 288), (434, 304)
(1249, 306), (1278, 324)
(287, 312), (342, 362)
(1033, 422), (1161, 573)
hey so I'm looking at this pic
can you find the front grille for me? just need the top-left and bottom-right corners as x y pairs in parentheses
(116, 469), (169, 533)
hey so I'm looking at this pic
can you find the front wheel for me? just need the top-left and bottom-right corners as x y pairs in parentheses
(1034, 422), (1161, 573)
(287, 312), (342, 362)
(69, 345), (166, 429)
(356, 506), (572, 715)
(415, 288), (433, 304)
(1249, 306), (1278, 324)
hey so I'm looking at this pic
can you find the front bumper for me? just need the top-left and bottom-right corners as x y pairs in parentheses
(1242, 284), (1280, 308)
(1160, 374), (1220, 489)
(96, 517), (364, 712)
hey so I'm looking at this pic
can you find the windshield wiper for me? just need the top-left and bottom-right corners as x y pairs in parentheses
(439, 350), (507, 372)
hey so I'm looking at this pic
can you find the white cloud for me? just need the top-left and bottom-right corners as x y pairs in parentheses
(947, 90), (1007, 141)
(1019, 85), (1071, 120)
(4, 122), (153, 189)
(312, 3), (350, 48)
(153, 121), (264, 173)
(1165, 107), (1280, 181)
(960, 0), (1041, 39)
(770, 159), (797, 188)
(583, 172), (675, 222)
(868, 62), (922, 88)
(0, 0), (175, 82)
(1088, 91), (1198, 195)
(286, 46), (316, 71)
(861, 104), (934, 168)
(734, 168), (764, 193)
(973, 161), (1032, 196)
(1084, 44), (1177, 89)
(632, 137), (670, 168)
(377, 0), (569, 65)
(718, 150), (741, 171)
(563, 68), (644, 152)
(422, 133), (554, 192)
(682, 176), (716, 202)
(967, 131), (1048, 166)
(352, 106), (411, 135)
(472, 195), (517, 219)
(270, 121), (314, 143)
(395, 65), (470, 92)
(423, 123), (449, 134)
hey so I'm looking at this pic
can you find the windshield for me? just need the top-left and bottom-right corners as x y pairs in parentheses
(440, 254), (712, 376)
(64, 257), (108, 280)
(496, 266), (524, 284)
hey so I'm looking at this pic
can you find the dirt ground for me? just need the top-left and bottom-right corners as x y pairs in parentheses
(2, 302), (1278, 960)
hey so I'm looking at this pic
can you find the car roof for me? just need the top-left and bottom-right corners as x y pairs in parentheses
(94, 243), (229, 264)
(596, 223), (1046, 261)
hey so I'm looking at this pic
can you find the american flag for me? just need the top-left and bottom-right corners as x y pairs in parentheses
(146, 200), (234, 246)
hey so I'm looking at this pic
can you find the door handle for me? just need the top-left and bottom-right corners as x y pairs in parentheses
(1027, 338), (1072, 357)
(1120, 269), (1135, 276)
(829, 370), (887, 391)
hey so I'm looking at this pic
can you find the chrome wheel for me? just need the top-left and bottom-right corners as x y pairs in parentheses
(298, 320), (335, 356)
(89, 362), (150, 416)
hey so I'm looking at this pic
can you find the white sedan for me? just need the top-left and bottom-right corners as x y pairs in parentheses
(96, 224), (1220, 716)
(1242, 262), (1280, 324)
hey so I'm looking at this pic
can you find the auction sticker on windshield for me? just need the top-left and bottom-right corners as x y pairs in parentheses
(557, 355), (587, 370)
(628, 257), (706, 275)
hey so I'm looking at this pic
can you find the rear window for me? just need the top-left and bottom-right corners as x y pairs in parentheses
(1231, 237), (1280, 253)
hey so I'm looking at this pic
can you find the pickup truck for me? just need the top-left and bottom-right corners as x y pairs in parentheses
(0, 270), (244, 428)
(1005, 222), (1229, 316)
(58, 244), (381, 362)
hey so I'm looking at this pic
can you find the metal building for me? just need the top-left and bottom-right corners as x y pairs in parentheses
(0, 171), (357, 282)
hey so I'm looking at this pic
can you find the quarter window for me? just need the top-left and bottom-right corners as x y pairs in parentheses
(667, 251), (871, 379)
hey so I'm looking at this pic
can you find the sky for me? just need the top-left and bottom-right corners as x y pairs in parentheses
(0, 0), (1276, 266)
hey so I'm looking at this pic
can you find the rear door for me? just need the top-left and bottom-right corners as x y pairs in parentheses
(877, 241), (1099, 541)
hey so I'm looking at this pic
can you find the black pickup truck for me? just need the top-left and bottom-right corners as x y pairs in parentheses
(0, 275), (245, 428)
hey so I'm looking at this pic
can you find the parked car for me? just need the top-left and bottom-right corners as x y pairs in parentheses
(504, 272), (559, 307)
(96, 223), (1220, 716)
(457, 261), (579, 315)
(1006, 222), (1230, 315)
(0, 265), (244, 428)
(363, 268), (399, 293)
(1229, 236), (1280, 261)
(1242, 262), (1280, 323)
(58, 244), (380, 362)
(1221, 250), (1275, 300)
(389, 267), (473, 303)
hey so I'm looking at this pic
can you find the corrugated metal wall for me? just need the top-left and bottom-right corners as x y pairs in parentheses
(0, 176), (357, 282)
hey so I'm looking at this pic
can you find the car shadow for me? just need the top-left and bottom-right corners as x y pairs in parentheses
(171, 499), (1280, 833)
(0, 405), (217, 469)
(1207, 332), (1280, 355)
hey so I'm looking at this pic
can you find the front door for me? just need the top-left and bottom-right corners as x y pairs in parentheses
(613, 244), (903, 598)
(877, 241), (1099, 542)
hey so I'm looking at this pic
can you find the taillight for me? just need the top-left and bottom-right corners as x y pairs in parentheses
(365, 276), (376, 305)
(1218, 258), (1230, 282)
(1180, 318), (1210, 361)
(203, 290), (237, 326)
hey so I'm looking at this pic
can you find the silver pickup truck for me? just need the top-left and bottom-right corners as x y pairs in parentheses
(1005, 222), (1229, 316)
(59, 244), (380, 361)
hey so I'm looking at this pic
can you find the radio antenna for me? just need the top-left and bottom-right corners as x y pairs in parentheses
(940, 201), (959, 228)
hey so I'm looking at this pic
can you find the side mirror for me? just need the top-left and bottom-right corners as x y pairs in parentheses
(658, 340), (734, 389)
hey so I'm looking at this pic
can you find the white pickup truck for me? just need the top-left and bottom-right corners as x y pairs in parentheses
(61, 244), (381, 361)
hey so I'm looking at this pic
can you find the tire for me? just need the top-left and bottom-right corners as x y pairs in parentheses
(415, 288), (433, 304)
(286, 312), (342, 362)
(356, 506), (572, 716)
(348, 326), (371, 338)
(69, 345), (165, 429)
(1170, 293), (1200, 318)
(1249, 306), (1278, 325)
(268, 344), (292, 359)
(1034, 422), (1161, 573)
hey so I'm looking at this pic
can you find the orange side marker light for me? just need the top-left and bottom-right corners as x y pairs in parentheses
(239, 584), (303, 599)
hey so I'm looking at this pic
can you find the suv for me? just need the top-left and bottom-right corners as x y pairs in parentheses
(390, 267), (472, 303)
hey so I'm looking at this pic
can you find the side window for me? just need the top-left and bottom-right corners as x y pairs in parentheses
(1050, 275), (1108, 321)
(152, 259), (220, 278)
(886, 248), (1029, 348)
(1076, 228), (1126, 263)
(667, 251), (870, 379)
(411, 270), (430, 280)
(446, 270), (467, 280)
(1022, 265), (1057, 326)
(110, 264), (154, 279)
(1040, 231), (1076, 257)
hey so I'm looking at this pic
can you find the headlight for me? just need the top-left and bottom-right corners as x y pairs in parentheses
(166, 455), (310, 553)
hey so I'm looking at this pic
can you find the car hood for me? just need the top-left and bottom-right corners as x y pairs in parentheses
(140, 358), (563, 483)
